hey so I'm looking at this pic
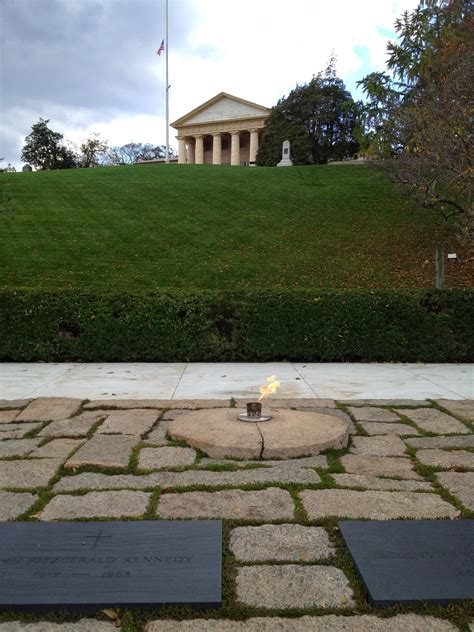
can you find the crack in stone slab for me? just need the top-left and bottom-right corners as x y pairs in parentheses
(256, 423), (265, 459)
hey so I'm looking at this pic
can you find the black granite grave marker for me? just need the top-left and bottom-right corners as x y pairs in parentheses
(0, 520), (222, 612)
(339, 520), (474, 606)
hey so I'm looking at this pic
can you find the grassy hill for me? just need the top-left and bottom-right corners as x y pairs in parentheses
(0, 163), (469, 292)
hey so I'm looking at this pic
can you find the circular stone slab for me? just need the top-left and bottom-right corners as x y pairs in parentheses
(168, 408), (349, 459)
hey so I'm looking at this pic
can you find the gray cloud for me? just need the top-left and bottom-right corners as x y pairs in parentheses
(0, 0), (197, 164)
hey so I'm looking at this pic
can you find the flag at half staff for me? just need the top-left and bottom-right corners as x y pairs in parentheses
(157, 40), (165, 56)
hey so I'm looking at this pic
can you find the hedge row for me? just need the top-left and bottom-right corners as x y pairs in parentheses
(1, 289), (473, 362)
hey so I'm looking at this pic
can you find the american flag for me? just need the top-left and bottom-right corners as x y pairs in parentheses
(157, 40), (165, 56)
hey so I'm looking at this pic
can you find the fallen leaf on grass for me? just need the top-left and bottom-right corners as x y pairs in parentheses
(101, 608), (122, 627)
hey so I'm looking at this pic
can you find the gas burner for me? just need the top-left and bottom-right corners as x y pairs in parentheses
(237, 401), (272, 423)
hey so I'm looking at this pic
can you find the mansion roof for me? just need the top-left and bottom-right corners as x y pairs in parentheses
(171, 92), (270, 130)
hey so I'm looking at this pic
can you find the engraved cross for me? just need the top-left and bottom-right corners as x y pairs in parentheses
(84, 529), (112, 549)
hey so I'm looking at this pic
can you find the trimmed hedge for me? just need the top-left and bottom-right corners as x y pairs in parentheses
(1, 289), (473, 362)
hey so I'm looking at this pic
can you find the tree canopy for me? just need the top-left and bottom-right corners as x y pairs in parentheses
(21, 119), (77, 170)
(80, 133), (110, 167)
(257, 60), (361, 166)
(108, 143), (176, 165)
(358, 0), (473, 245)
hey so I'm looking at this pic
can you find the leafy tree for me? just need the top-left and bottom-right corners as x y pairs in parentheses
(358, 0), (473, 245)
(257, 59), (361, 166)
(80, 133), (109, 167)
(21, 119), (77, 170)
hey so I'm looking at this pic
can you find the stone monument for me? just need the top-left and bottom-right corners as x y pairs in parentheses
(277, 140), (293, 167)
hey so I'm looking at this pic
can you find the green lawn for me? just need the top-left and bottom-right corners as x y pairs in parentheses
(0, 163), (467, 293)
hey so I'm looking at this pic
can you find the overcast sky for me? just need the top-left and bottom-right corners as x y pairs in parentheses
(1, 0), (419, 168)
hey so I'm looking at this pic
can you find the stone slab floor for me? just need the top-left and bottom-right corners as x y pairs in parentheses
(0, 397), (473, 631)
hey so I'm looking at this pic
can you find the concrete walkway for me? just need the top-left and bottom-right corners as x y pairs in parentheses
(1, 362), (472, 400)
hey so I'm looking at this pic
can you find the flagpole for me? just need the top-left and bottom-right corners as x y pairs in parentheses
(165, 0), (169, 163)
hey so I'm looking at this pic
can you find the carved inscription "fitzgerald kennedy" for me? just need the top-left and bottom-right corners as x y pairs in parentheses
(0, 520), (222, 611)
(0, 555), (194, 565)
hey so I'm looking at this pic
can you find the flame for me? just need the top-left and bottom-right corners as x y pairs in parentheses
(258, 375), (280, 402)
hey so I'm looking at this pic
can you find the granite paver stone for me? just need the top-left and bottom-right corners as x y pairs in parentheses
(405, 435), (474, 449)
(39, 411), (108, 438)
(416, 449), (474, 469)
(146, 420), (172, 445)
(0, 492), (37, 520)
(139, 446), (196, 469)
(97, 408), (158, 436)
(341, 455), (421, 479)
(0, 438), (42, 458)
(53, 464), (321, 492)
(436, 399), (474, 421)
(359, 422), (420, 436)
(199, 454), (328, 469)
(230, 524), (334, 562)
(65, 435), (137, 469)
(84, 399), (229, 410)
(157, 488), (294, 520)
(347, 406), (401, 422)
(0, 410), (20, 423)
(300, 489), (458, 519)
(396, 408), (469, 434)
(40, 490), (150, 520)
(0, 399), (32, 410)
(162, 409), (190, 420)
(0, 423), (42, 439)
(333, 474), (433, 492)
(350, 435), (407, 456)
(32, 438), (84, 459)
(0, 459), (63, 489)
(144, 614), (457, 632)
(236, 565), (354, 609)
(340, 399), (431, 407)
(436, 471), (474, 510)
(16, 398), (83, 422)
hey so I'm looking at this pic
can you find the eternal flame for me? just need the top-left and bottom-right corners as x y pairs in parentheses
(171, 92), (270, 166)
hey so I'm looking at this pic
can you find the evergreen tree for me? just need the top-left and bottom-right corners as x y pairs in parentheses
(257, 60), (361, 166)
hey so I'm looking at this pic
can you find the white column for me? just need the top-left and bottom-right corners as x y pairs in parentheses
(230, 131), (240, 166)
(249, 129), (259, 164)
(178, 138), (187, 164)
(212, 133), (222, 165)
(187, 141), (195, 165)
(195, 135), (204, 164)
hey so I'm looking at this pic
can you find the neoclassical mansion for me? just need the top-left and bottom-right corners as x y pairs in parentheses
(171, 92), (270, 166)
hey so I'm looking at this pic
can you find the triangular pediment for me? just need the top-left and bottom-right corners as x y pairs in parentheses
(171, 92), (269, 128)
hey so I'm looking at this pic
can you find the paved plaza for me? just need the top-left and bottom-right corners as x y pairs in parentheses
(0, 393), (473, 630)
(1, 362), (472, 400)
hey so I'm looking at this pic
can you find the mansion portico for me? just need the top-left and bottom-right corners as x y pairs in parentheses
(171, 92), (270, 166)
